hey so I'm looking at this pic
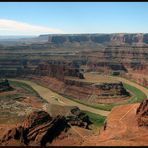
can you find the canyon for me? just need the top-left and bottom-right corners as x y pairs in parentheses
(0, 33), (147, 146)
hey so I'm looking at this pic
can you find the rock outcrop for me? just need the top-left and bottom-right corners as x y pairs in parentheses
(64, 79), (130, 102)
(0, 111), (69, 146)
(34, 63), (84, 80)
(136, 99), (148, 126)
(0, 33), (147, 78)
(82, 102), (148, 146)
(66, 107), (92, 129)
(0, 79), (12, 92)
(0, 108), (93, 146)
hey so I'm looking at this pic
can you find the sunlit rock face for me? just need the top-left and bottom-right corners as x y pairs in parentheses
(136, 99), (148, 127)
(0, 110), (68, 146)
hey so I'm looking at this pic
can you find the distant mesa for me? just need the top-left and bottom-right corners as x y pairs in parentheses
(46, 33), (148, 45)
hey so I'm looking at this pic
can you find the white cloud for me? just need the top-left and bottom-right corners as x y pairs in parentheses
(0, 19), (64, 35)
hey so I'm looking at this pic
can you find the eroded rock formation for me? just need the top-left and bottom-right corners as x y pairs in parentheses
(136, 99), (148, 126)
(0, 108), (93, 146)
(0, 79), (12, 92)
(0, 111), (69, 146)
(64, 79), (129, 101)
(66, 107), (92, 129)
(0, 34), (148, 78)
(82, 102), (148, 146)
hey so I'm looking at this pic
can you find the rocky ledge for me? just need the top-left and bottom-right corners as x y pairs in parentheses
(0, 111), (68, 146)
(136, 99), (148, 126)
(0, 108), (92, 146)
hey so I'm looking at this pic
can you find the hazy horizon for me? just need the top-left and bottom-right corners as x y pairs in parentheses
(1, 32), (148, 40)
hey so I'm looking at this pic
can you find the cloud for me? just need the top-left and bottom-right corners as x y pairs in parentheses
(0, 19), (64, 35)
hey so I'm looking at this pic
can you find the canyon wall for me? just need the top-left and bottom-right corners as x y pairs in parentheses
(0, 33), (147, 79)
(48, 33), (148, 45)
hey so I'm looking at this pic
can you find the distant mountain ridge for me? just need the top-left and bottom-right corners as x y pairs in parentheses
(1, 33), (148, 45)
(39, 33), (148, 45)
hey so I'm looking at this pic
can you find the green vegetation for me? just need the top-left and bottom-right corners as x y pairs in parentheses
(83, 110), (106, 127)
(62, 94), (114, 111)
(123, 83), (147, 103)
(9, 80), (41, 98)
(62, 82), (147, 111)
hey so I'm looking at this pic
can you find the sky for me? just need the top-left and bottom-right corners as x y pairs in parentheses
(0, 2), (148, 36)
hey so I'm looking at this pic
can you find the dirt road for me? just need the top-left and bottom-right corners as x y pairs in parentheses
(9, 79), (110, 116)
